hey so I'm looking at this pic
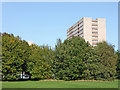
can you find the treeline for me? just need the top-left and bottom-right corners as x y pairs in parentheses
(0, 32), (120, 81)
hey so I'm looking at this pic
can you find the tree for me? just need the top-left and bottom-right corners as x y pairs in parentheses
(55, 38), (62, 49)
(116, 50), (120, 79)
(53, 36), (94, 80)
(2, 32), (31, 80)
(19, 40), (31, 79)
(28, 44), (53, 80)
(0, 33), (2, 80)
(2, 32), (118, 81)
(94, 41), (118, 81)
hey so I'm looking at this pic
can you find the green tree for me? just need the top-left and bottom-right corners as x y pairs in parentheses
(53, 37), (93, 80)
(0, 32), (2, 80)
(28, 44), (53, 80)
(116, 50), (120, 79)
(94, 41), (118, 81)
(19, 40), (31, 79)
(2, 32), (31, 80)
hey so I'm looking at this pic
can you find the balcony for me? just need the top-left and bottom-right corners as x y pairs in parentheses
(92, 38), (98, 41)
(92, 31), (98, 33)
(92, 23), (98, 26)
(92, 27), (98, 29)
(92, 20), (97, 22)
(92, 34), (98, 37)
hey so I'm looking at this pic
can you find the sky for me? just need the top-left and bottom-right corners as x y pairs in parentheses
(2, 2), (118, 50)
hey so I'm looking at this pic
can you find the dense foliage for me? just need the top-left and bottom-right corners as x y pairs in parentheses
(116, 50), (120, 79)
(53, 37), (117, 81)
(0, 33), (2, 80)
(1, 32), (118, 81)
(27, 44), (53, 80)
(94, 42), (117, 80)
(53, 37), (92, 80)
(2, 33), (31, 80)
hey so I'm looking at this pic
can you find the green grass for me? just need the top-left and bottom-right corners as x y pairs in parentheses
(1, 80), (118, 88)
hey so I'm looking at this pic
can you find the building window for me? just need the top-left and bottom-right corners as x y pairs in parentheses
(73, 29), (77, 33)
(79, 25), (83, 29)
(79, 21), (83, 26)
(79, 32), (83, 36)
(92, 40), (98, 42)
(92, 25), (97, 27)
(92, 32), (98, 35)
(92, 29), (98, 31)
(74, 32), (78, 36)
(73, 25), (78, 29)
(92, 36), (98, 39)
(79, 29), (83, 32)
(92, 21), (97, 24)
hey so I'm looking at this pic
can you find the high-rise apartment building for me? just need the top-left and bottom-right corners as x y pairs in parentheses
(67, 17), (106, 46)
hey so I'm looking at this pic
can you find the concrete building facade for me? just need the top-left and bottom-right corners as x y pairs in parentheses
(67, 17), (106, 46)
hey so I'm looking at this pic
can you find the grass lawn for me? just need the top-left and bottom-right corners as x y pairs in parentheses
(1, 80), (118, 88)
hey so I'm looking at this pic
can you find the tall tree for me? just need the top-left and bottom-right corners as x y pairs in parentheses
(2, 33), (31, 80)
(116, 50), (120, 79)
(53, 36), (93, 80)
(94, 41), (118, 80)
(0, 33), (2, 80)
(28, 44), (53, 80)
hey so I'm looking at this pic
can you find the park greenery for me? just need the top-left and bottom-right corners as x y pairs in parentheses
(1, 32), (119, 81)
(1, 80), (118, 88)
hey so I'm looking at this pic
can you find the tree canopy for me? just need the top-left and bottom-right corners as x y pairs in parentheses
(2, 33), (31, 80)
(1, 32), (118, 81)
